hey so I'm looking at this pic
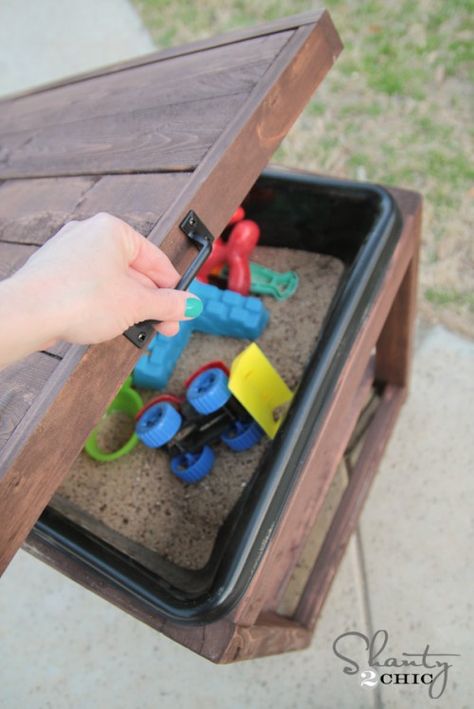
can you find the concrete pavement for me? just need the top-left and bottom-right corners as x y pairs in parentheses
(0, 0), (154, 97)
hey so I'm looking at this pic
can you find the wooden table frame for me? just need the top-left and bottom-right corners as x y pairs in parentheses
(25, 186), (421, 663)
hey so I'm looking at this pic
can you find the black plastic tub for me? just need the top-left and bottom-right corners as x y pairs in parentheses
(31, 167), (401, 625)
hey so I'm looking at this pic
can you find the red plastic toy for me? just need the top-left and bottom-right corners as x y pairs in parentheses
(197, 207), (260, 295)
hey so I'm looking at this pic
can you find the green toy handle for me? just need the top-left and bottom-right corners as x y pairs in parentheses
(248, 263), (299, 300)
(85, 376), (143, 462)
(219, 262), (299, 300)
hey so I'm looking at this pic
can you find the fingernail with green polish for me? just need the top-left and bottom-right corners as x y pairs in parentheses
(185, 297), (203, 318)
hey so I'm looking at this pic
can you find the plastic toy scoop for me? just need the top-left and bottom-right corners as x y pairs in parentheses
(85, 377), (143, 462)
(220, 262), (299, 300)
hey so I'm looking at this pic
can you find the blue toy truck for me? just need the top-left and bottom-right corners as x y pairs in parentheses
(135, 363), (264, 483)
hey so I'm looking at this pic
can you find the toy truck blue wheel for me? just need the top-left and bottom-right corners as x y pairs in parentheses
(170, 446), (215, 483)
(136, 402), (182, 448)
(186, 368), (231, 414)
(221, 419), (264, 451)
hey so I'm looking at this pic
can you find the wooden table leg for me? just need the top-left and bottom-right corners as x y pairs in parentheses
(376, 192), (422, 389)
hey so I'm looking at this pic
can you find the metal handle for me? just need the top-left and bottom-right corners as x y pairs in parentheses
(124, 211), (215, 348)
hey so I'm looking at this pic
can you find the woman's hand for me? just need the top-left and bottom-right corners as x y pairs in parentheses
(0, 213), (203, 368)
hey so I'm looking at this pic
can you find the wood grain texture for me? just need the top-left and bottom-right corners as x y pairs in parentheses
(0, 353), (60, 450)
(0, 94), (248, 176)
(221, 612), (310, 662)
(71, 173), (192, 235)
(0, 241), (37, 276)
(0, 339), (131, 572)
(0, 32), (290, 132)
(0, 33), (292, 177)
(0, 12), (342, 575)
(41, 342), (71, 358)
(295, 385), (405, 630)
(376, 191), (422, 388)
(0, 173), (191, 245)
(276, 461), (350, 618)
(266, 357), (375, 615)
(0, 177), (96, 244)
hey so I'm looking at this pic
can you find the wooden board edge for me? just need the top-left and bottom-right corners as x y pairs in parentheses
(388, 185), (423, 219)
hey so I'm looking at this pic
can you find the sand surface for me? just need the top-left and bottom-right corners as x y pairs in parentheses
(56, 247), (344, 569)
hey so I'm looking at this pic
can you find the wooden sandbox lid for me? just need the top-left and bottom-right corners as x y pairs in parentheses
(0, 11), (342, 573)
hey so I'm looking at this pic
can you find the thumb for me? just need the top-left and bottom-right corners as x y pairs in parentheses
(133, 286), (203, 323)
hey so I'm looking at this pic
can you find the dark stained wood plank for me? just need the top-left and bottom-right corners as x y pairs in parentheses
(0, 95), (247, 177)
(388, 186), (423, 218)
(41, 342), (71, 358)
(0, 177), (96, 244)
(0, 339), (134, 573)
(0, 33), (293, 177)
(221, 612), (310, 662)
(71, 173), (191, 235)
(0, 173), (191, 244)
(375, 255), (420, 389)
(1, 11), (324, 102)
(295, 385), (405, 631)
(0, 12), (343, 574)
(0, 352), (60, 450)
(375, 189), (422, 389)
(262, 355), (375, 616)
(0, 241), (37, 277)
(0, 33), (291, 133)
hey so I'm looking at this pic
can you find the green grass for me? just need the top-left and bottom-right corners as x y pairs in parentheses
(133, 0), (474, 334)
(426, 288), (474, 312)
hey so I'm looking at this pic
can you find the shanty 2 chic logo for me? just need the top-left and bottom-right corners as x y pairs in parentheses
(332, 629), (460, 700)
